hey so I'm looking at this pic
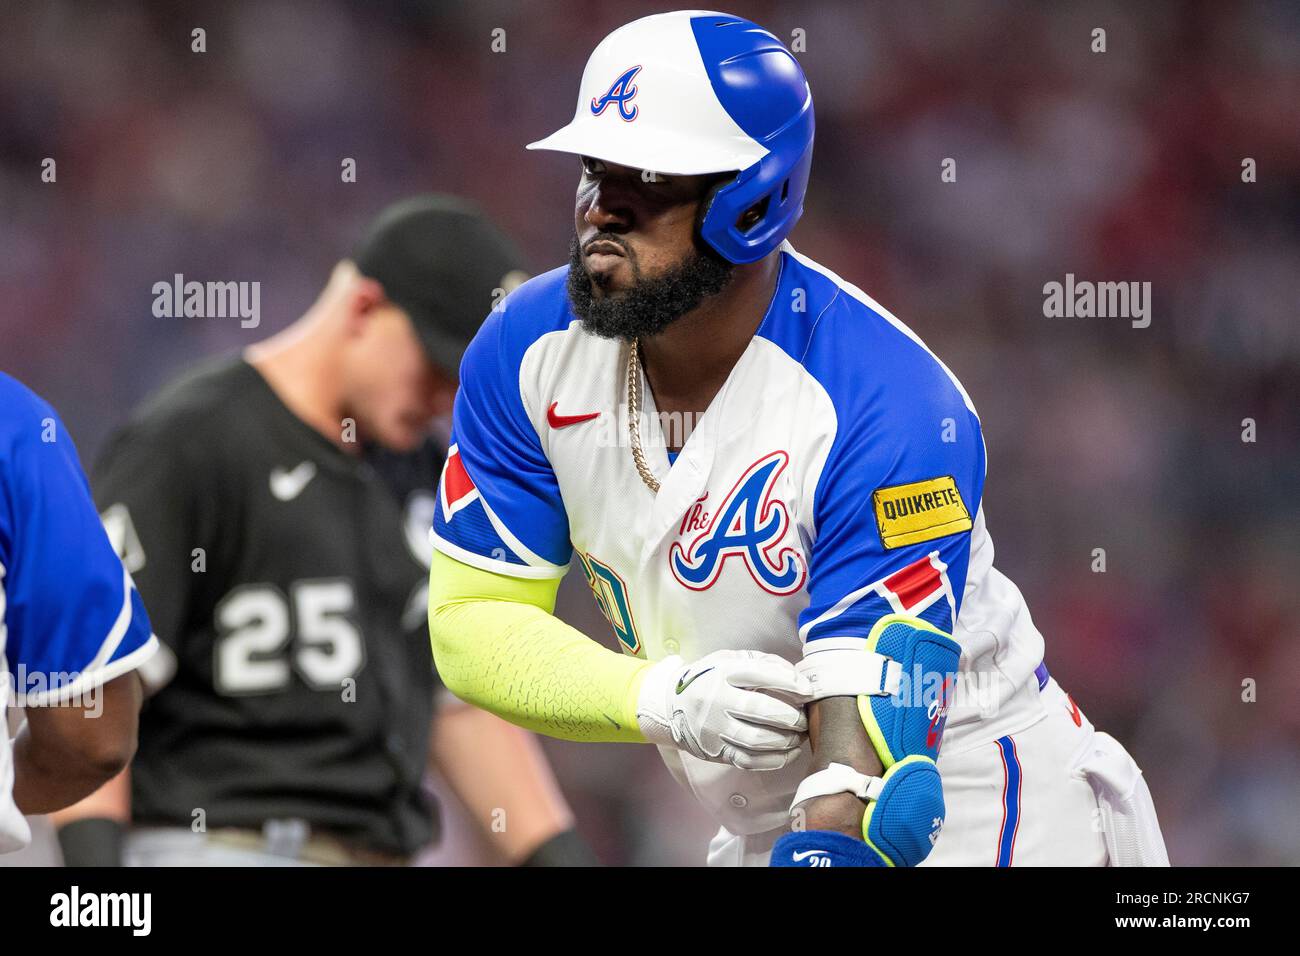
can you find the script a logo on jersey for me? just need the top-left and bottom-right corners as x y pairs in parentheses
(591, 65), (642, 122)
(670, 451), (807, 595)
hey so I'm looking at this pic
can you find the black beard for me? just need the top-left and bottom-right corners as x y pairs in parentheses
(566, 233), (734, 341)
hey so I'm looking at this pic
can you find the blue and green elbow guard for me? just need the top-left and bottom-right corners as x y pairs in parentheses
(774, 614), (961, 867)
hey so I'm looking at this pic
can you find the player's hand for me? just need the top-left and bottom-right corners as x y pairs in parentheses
(635, 650), (813, 771)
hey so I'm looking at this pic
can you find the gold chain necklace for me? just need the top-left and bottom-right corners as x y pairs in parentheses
(626, 339), (661, 494)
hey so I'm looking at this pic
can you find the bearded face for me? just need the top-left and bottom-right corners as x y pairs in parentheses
(566, 231), (734, 341)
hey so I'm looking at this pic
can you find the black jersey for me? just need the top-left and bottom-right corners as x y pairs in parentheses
(93, 356), (442, 856)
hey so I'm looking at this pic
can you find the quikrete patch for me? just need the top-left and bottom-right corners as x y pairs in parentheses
(872, 476), (972, 549)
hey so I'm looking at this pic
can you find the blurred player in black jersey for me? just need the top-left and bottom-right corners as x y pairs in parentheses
(52, 196), (595, 867)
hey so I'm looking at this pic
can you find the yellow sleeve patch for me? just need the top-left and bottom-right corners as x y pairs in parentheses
(871, 476), (972, 549)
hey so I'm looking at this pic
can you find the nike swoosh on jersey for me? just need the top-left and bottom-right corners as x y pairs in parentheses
(547, 401), (600, 429)
(269, 461), (318, 501)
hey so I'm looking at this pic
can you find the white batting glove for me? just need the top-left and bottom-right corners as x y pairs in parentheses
(636, 650), (813, 771)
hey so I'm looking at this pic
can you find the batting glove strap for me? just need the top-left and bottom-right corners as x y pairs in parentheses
(796, 643), (902, 701)
(790, 762), (884, 811)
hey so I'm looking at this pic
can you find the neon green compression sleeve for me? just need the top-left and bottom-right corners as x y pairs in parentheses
(427, 549), (653, 743)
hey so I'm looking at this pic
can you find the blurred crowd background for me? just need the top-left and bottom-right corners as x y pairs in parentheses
(2, 0), (1297, 865)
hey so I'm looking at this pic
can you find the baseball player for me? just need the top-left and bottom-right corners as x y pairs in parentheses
(427, 12), (1170, 866)
(53, 197), (593, 867)
(0, 374), (155, 853)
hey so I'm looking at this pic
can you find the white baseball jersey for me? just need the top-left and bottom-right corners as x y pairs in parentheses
(433, 243), (1052, 838)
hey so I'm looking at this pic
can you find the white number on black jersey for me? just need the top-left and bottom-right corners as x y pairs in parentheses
(214, 579), (365, 695)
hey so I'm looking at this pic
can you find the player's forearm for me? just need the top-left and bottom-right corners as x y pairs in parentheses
(801, 696), (883, 836)
(430, 703), (578, 863)
(775, 617), (961, 866)
(13, 675), (141, 815)
(49, 767), (132, 828)
(428, 550), (651, 743)
(11, 731), (118, 815)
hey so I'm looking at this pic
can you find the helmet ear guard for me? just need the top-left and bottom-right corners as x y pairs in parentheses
(694, 141), (812, 264)
(693, 175), (771, 260)
(698, 133), (813, 264)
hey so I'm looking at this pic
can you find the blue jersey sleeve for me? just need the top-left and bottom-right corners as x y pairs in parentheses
(797, 323), (986, 648)
(431, 283), (573, 578)
(0, 375), (157, 703)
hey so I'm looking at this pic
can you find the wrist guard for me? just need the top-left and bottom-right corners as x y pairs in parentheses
(57, 817), (125, 867)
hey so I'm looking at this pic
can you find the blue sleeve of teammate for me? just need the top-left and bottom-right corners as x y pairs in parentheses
(0, 375), (156, 703)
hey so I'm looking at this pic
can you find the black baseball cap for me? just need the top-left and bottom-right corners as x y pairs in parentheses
(351, 195), (529, 378)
